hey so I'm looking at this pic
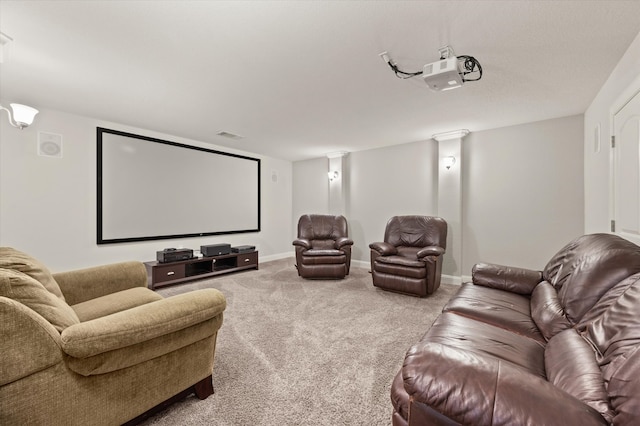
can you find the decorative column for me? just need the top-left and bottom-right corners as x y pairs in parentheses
(327, 151), (348, 216)
(434, 129), (469, 281)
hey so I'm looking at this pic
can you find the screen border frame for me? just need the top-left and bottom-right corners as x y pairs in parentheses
(96, 127), (261, 245)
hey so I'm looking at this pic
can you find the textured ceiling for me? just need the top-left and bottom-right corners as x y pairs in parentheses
(1, 1), (640, 161)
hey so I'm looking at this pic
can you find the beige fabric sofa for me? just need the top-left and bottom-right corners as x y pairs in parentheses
(0, 247), (226, 425)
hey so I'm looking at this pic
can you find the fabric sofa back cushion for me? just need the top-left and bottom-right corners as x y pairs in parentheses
(0, 247), (65, 301)
(541, 234), (640, 324)
(0, 268), (80, 332)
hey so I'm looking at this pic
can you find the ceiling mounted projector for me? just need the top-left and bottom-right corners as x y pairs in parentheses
(380, 45), (482, 92)
(422, 57), (464, 91)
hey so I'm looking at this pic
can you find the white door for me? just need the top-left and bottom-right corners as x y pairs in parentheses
(613, 90), (640, 240)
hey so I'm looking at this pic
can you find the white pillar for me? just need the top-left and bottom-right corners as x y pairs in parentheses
(434, 129), (469, 279)
(327, 151), (348, 216)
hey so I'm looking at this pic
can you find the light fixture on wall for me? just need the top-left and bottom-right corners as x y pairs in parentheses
(0, 103), (39, 129)
(443, 156), (456, 170)
(328, 170), (339, 181)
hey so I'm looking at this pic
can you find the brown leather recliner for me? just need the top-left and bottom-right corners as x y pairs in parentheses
(293, 214), (354, 279)
(369, 216), (447, 297)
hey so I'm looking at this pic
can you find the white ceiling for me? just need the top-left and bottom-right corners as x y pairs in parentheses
(1, 1), (640, 161)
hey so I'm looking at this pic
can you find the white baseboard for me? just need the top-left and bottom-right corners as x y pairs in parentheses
(259, 252), (295, 263)
(261, 255), (472, 285)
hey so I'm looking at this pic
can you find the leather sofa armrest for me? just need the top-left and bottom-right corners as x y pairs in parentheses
(61, 288), (226, 359)
(292, 238), (312, 249)
(416, 246), (445, 259)
(53, 261), (148, 306)
(471, 262), (543, 295)
(403, 341), (607, 426)
(369, 242), (397, 256)
(335, 237), (354, 249)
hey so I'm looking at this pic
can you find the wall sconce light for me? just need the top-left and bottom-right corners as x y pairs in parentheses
(328, 170), (339, 181)
(443, 156), (456, 170)
(0, 103), (39, 129)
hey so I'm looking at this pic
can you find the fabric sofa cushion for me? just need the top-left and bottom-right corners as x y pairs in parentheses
(71, 287), (163, 322)
(0, 268), (79, 332)
(0, 247), (65, 300)
(545, 328), (613, 422)
(530, 281), (572, 341)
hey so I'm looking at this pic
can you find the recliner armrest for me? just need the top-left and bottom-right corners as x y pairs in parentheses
(61, 288), (226, 358)
(292, 238), (312, 249)
(53, 261), (148, 305)
(472, 262), (543, 295)
(403, 341), (607, 426)
(335, 237), (354, 249)
(416, 246), (445, 259)
(369, 242), (397, 256)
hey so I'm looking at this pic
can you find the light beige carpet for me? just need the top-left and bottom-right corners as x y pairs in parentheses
(143, 257), (458, 426)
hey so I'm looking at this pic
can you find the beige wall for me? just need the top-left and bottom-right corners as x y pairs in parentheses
(0, 107), (293, 272)
(462, 115), (584, 271)
(292, 115), (584, 276)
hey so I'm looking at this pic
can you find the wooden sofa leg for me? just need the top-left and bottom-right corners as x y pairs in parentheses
(194, 374), (214, 399)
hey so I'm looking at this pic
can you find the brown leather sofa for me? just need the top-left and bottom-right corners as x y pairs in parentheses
(293, 214), (354, 279)
(0, 247), (226, 425)
(391, 233), (640, 425)
(370, 216), (447, 297)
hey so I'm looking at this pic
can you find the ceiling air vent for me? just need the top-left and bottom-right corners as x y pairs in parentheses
(216, 131), (244, 140)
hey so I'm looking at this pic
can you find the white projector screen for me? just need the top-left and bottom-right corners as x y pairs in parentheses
(97, 127), (260, 244)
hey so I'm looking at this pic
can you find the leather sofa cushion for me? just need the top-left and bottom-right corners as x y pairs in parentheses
(390, 370), (409, 421)
(374, 261), (426, 279)
(423, 312), (546, 377)
(376, 255), (424, 268)
(0, 247), (65, 300)
(545, 328), (613, 422)
(607, 345), (640, 424)
(530, 281), (571, 341)
(443, 283), (545, 343)
(300, 251), (345, 265)
(0, 268), (80, 332)
(582, 273), (640, 372)
(310, 239), (336, 250)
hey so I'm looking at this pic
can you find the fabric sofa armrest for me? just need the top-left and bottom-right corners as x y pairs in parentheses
(471, 262), (543, 295)
(292, 238), (312, 249)
(369, 242), (397, 256)
(416, 246), (445, 259)
(53, 261), (148, 305)
(61, 288), (226, 359)
(335, 237), (354, 249)
(403, 341), (607, 426)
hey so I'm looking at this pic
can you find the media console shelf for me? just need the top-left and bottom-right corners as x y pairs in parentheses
(144, 251), (258, 289)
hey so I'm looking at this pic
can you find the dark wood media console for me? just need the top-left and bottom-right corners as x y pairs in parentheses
(144, 251), (258, 289)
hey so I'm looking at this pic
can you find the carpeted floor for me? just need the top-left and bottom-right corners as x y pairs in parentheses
(142, 257), (458, 426)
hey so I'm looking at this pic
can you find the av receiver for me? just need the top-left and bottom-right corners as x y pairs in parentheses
(157, 248), (193, 263)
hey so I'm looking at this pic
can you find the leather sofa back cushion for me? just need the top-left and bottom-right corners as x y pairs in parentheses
(0, 247), (65, 301)
(384, 216), (446, 249)
(544, 328), (613, 422)
(0, 268), (80, 332)
(542, 233), (640, 323)
(298, 215), (347, 241)
(530, 281), (571, 341)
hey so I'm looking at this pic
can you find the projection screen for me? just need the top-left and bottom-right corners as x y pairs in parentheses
(97, 127), (260, 244)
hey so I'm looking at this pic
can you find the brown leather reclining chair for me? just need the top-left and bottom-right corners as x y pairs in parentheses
(369, 215), (447, 297)
(293, 214), (353, 279)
